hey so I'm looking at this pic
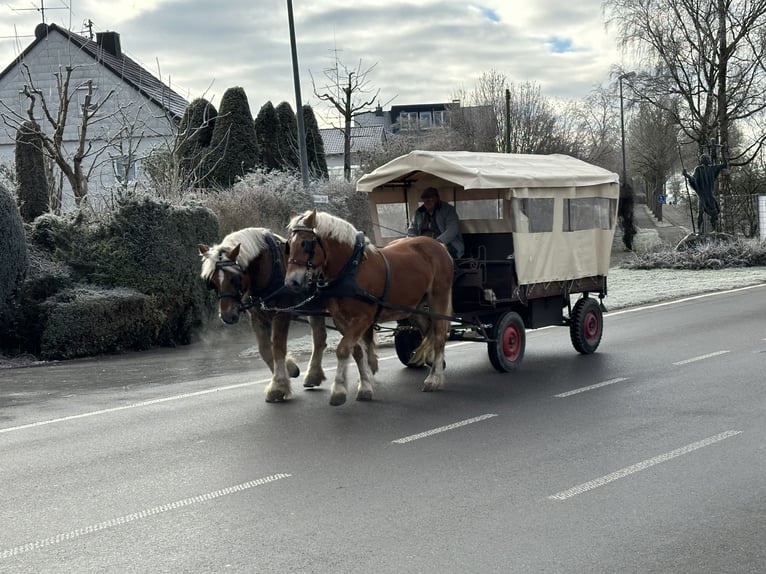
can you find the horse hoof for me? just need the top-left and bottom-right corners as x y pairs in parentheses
(265, 390), (288, 403)
(329, 394), (347, 406)
(356, 390), (373, 401)
(421, 384), (435, 392)
(303, 373), (325, 388)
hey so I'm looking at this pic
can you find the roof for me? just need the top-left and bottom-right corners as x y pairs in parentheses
(0, 23), (188, 118)
(356, 150), (619, 192)
(319, 125), (386, 155)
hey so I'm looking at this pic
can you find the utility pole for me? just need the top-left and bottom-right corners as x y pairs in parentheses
(286, 0), (310, 188)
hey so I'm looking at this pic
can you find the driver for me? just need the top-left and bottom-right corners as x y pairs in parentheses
(406, 187), (464, 259)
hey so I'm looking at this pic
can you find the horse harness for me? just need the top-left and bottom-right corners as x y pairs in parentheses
(211, 232), (289, 313)
(288, 226), (392, 322)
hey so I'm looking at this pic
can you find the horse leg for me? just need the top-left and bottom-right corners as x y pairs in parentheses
(249, 314), (275, 372)
(422, 318), (449, 392)
(362, 326), (378, 375)
(352, 338), (375, 401)
(264, 314), (293, 403)
(303, 315), (327, 388)
(330, 319), (369, 406)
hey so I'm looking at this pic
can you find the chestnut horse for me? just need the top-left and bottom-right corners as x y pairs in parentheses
(285, 210), (454, 406)
(199, 227), (328, 402)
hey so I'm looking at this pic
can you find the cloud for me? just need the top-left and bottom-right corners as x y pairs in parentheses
(0, 0), (623, 125)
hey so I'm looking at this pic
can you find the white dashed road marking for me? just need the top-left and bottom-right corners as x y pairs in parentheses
(391, 414), (498, 444)
(548, 430), (742, 501)
(673, 350), (730, 366)
(0, 474), (291, 559)
(555, 378), (628, 398)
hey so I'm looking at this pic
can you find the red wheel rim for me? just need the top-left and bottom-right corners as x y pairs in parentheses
(583, 310), (601, 343)
(502, 323), (522, 361)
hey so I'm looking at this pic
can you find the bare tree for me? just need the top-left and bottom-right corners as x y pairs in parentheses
(312, 56), (379, 181)
(604, 1), (766, 169)
(628, 99), (679, 220)
(0, 63), (116, 207)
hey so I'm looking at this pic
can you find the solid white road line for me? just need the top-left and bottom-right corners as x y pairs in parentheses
(554, 377), (628, 398)
(672, 350), (730, 365)
(0, 380), (268, 435)
(547, 430), (742, 501)
(0, 342), (472, 436)
(0, 473), (291, 559)
(391, 413), (498, 444)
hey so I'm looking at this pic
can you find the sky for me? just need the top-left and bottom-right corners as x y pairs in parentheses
(0, 1), (626, 126)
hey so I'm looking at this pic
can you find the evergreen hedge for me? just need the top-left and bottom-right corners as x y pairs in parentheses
(0, 182), (28, 338)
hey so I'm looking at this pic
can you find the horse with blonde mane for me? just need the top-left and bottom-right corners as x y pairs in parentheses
(285, 210), (454, 406)
(199, 227), (327, 402)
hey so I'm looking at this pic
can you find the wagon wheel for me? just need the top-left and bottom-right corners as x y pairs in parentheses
(487, 311), (525, 373)
(569, 297), (603, 355)
(394, 321), (424, 367)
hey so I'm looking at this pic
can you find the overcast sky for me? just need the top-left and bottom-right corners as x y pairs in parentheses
(1, 1), (627, 125)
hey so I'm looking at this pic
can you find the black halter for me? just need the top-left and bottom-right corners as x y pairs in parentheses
(210, 233), (289, 313)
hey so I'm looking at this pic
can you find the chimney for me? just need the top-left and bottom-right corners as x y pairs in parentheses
(96, 31), (122, 57)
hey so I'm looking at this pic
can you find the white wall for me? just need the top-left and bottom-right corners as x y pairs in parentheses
(0, 32), (177, 211)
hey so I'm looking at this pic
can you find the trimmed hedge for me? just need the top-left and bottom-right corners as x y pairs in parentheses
(39, 287), (159, 360)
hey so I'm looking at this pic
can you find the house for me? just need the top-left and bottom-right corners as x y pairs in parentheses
(0, 23), (188, 211)
(319, 124), (387, 178)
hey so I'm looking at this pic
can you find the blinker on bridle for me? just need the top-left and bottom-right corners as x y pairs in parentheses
(288, 225), (325, 271)
(210, 259), (245, 303)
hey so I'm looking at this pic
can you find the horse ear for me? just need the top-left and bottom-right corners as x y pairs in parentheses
(305, 210), (317, 227)
(290, 209), (299, 218)
(198, 244), (209, 255)
(229, 243), (241, 261)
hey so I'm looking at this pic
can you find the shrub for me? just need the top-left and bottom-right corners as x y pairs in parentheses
(620, 235), (766, 270)
(0, 182), (28, 336)
(197, 169), (369, 237)
(38, 287), (160, 360)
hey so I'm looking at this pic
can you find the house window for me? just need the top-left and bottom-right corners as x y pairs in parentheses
(433, 110), (448, 127)
(113, 156), (136, 184)
(419, 111), (432, 129)
(399, 111), (418, 131)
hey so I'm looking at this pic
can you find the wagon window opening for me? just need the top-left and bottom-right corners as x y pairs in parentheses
(563, 198), (615, 231)
(374, 203), (409, 240)
(455, 198), (503, 220)
(511, 198), (554, 233)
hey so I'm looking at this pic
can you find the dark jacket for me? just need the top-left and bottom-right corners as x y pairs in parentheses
(406, 201), (464, 258)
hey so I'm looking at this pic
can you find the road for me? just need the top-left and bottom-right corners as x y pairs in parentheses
(2, 285), (765, 573)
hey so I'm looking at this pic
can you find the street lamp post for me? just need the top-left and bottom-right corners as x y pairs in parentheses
(618, 71), (636, 185)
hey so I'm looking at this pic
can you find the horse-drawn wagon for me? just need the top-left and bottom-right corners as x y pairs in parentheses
(357, 150), (620, 373)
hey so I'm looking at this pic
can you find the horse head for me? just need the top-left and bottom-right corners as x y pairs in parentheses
(285, 209), (327, 292)
(199, 242), (251, 324)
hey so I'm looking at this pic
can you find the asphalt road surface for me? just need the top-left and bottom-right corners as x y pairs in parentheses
(2, 285), (765, 573)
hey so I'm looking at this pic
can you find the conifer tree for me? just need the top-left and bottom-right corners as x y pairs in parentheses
(275, 101), (299, 172)
(175, 98), (217, 187)
(254, 101), (281, 171)
(303, 105), (328, 179)
(15, 120), (48, 221)
(206, 87), (258, 187)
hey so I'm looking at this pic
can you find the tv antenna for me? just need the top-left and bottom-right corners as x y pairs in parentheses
(9, 0), (69, 24)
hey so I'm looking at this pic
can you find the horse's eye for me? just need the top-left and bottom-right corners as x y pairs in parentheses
(301, 238), (313, 251)
(231, 274), (242, 290)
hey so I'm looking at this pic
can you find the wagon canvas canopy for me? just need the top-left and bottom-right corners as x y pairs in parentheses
(358, 150), (620, 285)
(356, 150), (619, 192)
